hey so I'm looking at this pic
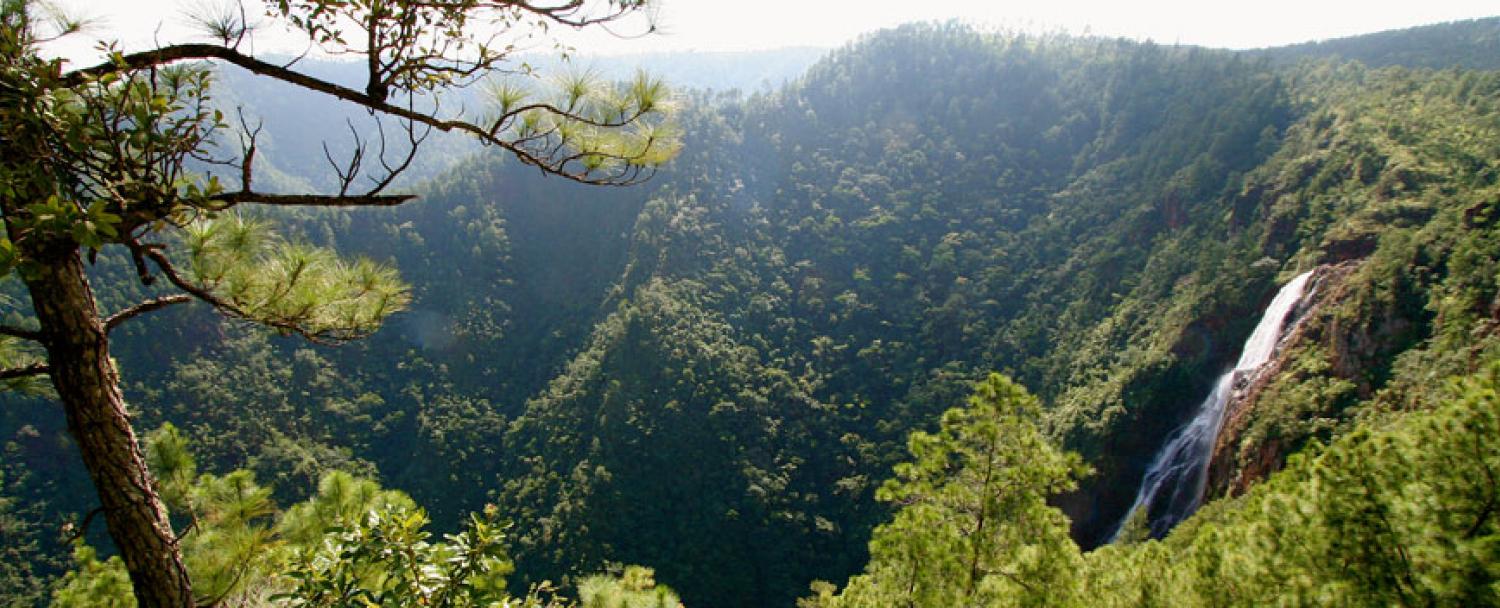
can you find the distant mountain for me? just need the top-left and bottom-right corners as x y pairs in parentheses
(214, 19), (1500, 196)
(574, 46), (827, 92)
(1253, 16), (1500, 69)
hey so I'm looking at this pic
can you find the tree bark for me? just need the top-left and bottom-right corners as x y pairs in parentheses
(3, 48), (193, 605)
(21, 248), (194, 607)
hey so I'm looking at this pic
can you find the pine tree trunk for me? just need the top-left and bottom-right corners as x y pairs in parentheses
(2, 47), (193, 605)
(21, 248), (194, 607)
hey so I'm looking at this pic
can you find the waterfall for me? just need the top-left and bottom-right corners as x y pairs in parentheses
(1112, 270), (1314, 541)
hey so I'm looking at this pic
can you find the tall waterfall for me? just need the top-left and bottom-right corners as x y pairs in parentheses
(1112, 270), (1314, 541)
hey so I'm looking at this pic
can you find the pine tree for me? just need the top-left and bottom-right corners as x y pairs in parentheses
(824, 373), (1090, 607)
(0, 1), (677, 604)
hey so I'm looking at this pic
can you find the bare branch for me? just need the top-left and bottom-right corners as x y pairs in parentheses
(235, 109), (264, 192)
(0, 325), (44, 342)
(467, 0), (640, 29)
(103, 294), (193, 334)
(61, 44), (662, 186)
(209, 191), (416, 207)
(366, 110), (431, 195)
(0, 362), (49, 380)
(126, 239), (159, 287)
(325, 119), (366, 196)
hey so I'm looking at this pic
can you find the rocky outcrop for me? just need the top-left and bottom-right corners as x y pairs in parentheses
(1206, 262), (1359, 498)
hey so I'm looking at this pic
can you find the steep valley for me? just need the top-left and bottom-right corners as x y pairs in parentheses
(5, 17), (1500, 607)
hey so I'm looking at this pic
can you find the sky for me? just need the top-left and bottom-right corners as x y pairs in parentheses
(40, 0), (1500, 65)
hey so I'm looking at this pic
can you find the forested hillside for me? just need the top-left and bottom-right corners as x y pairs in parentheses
(5, 17), (1500, 608)
(1259, 16), (1500, 70)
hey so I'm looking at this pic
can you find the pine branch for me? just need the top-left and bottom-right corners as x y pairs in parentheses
(141, 248), (345, 345)
(61, 44), (661, 186)
(103, 294), (194, 334)
(0, 362), (49, 380)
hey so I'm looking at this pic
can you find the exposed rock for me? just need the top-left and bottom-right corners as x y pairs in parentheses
(1317, 231), (1380, 264)
(1206, 261), (1359, 498)
(1463, 198), (1497, 229)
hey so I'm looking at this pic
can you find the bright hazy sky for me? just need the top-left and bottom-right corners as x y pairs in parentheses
(41, 0), (1500, 65)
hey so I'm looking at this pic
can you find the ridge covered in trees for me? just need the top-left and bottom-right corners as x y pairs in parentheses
(5, 15), (1500, 608)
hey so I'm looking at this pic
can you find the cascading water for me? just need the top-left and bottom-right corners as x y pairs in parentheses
(1112, 270), (1314, 541)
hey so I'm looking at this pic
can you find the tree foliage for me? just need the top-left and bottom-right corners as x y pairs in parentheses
(819, 374), (1088, 608)
(576, 566), (683, 608)
(52, 425), (680, 608)
(809, 362), (1500, 607)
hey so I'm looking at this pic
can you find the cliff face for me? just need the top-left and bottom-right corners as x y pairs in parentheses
(1203, 248), (1470, 498)
(1206, 263), (1353, 497)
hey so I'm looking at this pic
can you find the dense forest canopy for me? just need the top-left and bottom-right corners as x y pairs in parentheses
(5, 13), (1500, 608)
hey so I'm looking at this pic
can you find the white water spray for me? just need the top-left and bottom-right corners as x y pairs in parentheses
(1112, 270), (1314, 541)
